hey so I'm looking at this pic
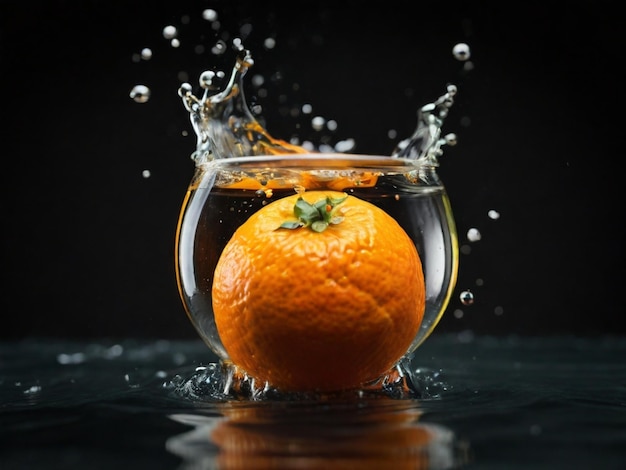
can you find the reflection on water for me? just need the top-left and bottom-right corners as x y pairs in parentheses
(167, 399), (468, 469)
(1, 334), (625, 469)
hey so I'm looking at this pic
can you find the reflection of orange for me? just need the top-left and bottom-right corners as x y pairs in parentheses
(221, 171), (378, 191)
(212, 190), (425, 392)
(218, 155), (382, 192)
(210, 400), (439, 469)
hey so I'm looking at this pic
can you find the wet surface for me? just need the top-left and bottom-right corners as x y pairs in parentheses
(1, 334), (625, 469)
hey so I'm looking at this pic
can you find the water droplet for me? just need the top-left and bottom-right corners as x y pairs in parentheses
(444, 133), (457, 146)
(171, 38), (181, 48)
(212, 40), (227, 55)
(488, 209), (500, 220)
(178, 82), (193, 98)
(311, 116), (326, 131)
(24, 385), (42, 395)
(460, 290), (474, 305)
(199, 70), (216, 89)
(142, 169), (151, 178)
(334, 138), (356, 153)
(251, 74), (264, 87)
(264, 37), (276, 49)
(140, 48), (152, 60)
(202, 9), (218, 21)
(130, 84), (151, 103)
(452, 43), (471, 61)
(467, 228), (481, 242)
(163, 25), (177, 40)
(494, 306), (504, 316)
(124, 373), (141, 389)
(453, 309), (464, 319)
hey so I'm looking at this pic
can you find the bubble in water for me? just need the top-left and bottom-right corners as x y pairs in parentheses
(460, 290), (474, 305)
(452, 43), (471, 61)
(488, 209), (500, 220)
(467, 228), (481, 242)
(140, 48), (152, 60)
(130, 84), (151, 103)
(163, 25), (177, 40)
(171, 38), (181, 48)
(264, 37), (276, 49)
(142, 169), (151, 178)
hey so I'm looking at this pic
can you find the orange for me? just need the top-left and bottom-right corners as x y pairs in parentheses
(212, 190), (425, 392)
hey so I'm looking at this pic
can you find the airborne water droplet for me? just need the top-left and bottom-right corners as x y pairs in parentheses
(163, 25), (177, 40)
(130, 85), (151, 103)
(467, 228), (481, 242)
(311, 116), (326, 131)
(202, 9), (218, 21)
(460, 290), (474, 305)
(452, 43), (471, 61)
(488, 209), (500, 220)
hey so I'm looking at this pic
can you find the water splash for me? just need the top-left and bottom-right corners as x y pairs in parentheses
(178, 41), (457, 166)
(168, 357), (451, 403)
(178, 45), (308, 164)
(391, 84), (458, 165)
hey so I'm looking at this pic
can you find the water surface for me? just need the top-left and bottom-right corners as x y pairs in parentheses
(1, 334), (624, 469)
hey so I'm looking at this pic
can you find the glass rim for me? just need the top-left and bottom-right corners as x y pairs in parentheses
(199, 153), (431, 171)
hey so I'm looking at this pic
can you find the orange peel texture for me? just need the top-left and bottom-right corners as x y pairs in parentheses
(212, 190), (425, 392)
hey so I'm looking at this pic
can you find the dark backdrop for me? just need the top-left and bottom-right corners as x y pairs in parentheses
(1, 1), (623, 340)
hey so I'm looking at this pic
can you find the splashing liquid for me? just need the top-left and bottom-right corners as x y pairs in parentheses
(174, 42), (460, 400)
(177, 45), (457, 164)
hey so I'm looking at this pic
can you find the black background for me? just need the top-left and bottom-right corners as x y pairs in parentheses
(1, 1), (623, 340)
